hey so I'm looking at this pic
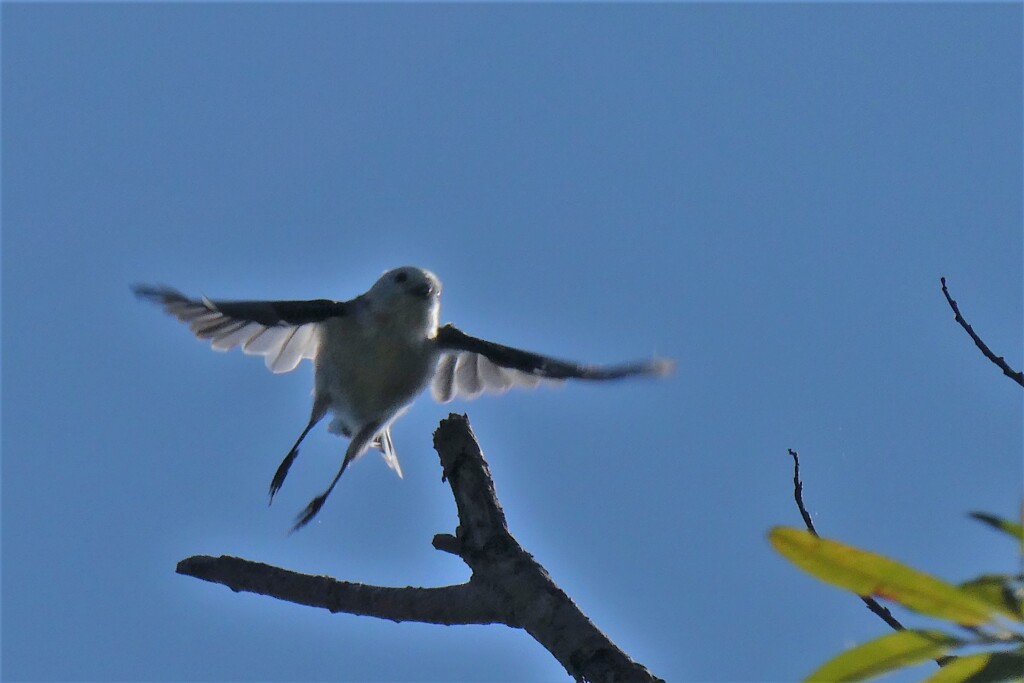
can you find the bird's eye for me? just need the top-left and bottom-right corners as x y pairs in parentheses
(394, 272), (408, 284)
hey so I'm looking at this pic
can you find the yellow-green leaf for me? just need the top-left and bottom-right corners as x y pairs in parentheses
(959, 575), (1024, 622)
(970, 512), (1024, 545)
(769, 527), (999, 626)
(923, 650), (1024, 683)
(805, 629), (961, 683)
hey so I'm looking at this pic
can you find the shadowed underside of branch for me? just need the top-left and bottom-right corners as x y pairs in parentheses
(177, 414), (663, 683)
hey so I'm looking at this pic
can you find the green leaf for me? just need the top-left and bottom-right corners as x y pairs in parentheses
(923, 649), (1024, 683)
(769, 527), (999, 626)
(970, 512), (1024, 544)
(805, 629), (961, 682)
(959, 575), (1024, 622)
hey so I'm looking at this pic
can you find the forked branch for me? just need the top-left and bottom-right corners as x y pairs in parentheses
(177, 414), (662, 683)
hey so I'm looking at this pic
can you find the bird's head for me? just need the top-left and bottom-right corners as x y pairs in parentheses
(372, 266), (441, 300)
(367, 266), (442, 334)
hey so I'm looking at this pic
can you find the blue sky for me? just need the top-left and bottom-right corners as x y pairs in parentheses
(3, 4), (1021, 682)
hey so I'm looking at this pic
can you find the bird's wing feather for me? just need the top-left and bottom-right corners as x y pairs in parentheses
(134, 285), (348, 373)
(431, 324), (673, 403)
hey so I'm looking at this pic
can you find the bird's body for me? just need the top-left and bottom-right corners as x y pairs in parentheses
(315, 272), (440, 437)
(135, 266), (671, 530)
(316, 313), (433, 436)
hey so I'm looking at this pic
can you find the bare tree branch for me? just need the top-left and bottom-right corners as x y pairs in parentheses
(176, 555), (505, 625)
(177, 414), (663, 683)
(940, 277), (1023, 388)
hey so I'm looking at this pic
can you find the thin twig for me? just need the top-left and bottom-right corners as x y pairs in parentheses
(786, 449), (907, 633)
(940, 277), (1023, 388)
(788, 449), (817, 536)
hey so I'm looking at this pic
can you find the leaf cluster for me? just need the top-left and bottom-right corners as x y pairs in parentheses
(770, 515), (1024, 682)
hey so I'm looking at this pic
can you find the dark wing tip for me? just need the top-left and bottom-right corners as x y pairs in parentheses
(131, 283), (186, 304)
(585, 355), (675, 380)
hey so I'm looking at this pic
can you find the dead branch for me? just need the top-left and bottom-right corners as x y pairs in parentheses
(177, 414), (663, 683)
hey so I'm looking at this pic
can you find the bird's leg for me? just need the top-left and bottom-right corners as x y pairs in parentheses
(269, 400), (327, 503)
(290, 421), (381, 532)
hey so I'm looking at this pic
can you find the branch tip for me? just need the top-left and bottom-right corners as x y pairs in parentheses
(940, 277), (1023, 387)
(432, 534), (462, 556)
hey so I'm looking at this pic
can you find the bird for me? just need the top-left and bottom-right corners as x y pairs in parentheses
(134, 266), (673, 531)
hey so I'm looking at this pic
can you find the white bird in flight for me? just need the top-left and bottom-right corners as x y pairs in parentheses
(134, 266), (672, 530)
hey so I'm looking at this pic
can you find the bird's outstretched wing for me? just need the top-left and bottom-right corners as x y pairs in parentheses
(431, 324), (674, 402)
(133, 285), (349, 373)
